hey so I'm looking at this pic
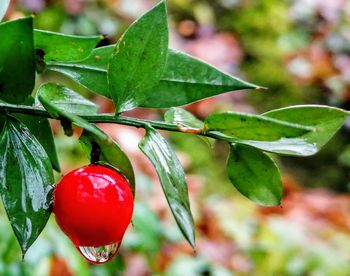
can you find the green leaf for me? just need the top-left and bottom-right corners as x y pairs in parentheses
(37, 84), (103, 139)
(34, 30), (102, 62)
(36, 83), (98, 116)
(47, 46), (260, 108)
(0, 17), (35, 104)
(139, 126), (195, 247)
(204, 112), (313, 141)
(235, 138), (318, 157)
(79, 130), (135, 195)
(263, 105), (349, 149)
(15, 97), (60, 172)
(0, 115), (4, 133)
(164, 107), (204, 129)
(0, 0), (9, 21)
(46, 46), (113, 98)
(140, 49), (260, 108)
(108, 1), (168, 113)
(227, 144), (282, 206)
(0, 116), (54, 255)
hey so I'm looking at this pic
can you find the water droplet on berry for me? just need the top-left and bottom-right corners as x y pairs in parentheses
(77, 242), (121, 264)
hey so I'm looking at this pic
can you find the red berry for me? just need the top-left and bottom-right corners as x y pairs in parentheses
(53, 165), (134, 263)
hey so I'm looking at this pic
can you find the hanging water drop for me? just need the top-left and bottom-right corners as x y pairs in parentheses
(77, 242), (121, 264)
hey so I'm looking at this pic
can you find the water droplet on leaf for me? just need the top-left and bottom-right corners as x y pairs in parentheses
(77, 242), (121, 264)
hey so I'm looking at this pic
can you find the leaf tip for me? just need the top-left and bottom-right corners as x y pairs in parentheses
(256, 85), (268, 91)
(189, 238), (196, 249)
(21, 245), (29, 261)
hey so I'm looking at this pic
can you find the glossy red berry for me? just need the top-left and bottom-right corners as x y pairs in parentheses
(53, 165), (134, 264)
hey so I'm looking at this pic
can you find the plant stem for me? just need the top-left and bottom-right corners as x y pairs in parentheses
(0, 102), (209, 136)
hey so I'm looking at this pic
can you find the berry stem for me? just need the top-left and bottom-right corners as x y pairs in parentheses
(90, 142), (101, 164)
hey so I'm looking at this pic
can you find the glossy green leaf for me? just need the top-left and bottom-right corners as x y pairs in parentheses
(36, 83), (98, 116)
(139, 126), (195, 247)
(79, 130), (135, 195)
(204, 112), (313, 141)
(263, 105), (349, 149)
(0, 116), (54, 254)
(0, 115), (4, 133)
(46, 46), (113, 98)
(47, 46), (260, 108)
(165, 107), (204, 129)
(0, 0), (9, 21)
(140, 49), (260, 108)
(227, 144), (282, 206)
(34, 30), (102, 62)
(108, 1), (168, 113)
(0, 17), (35, 104)
(37, 84), (103, 139)
(15, 97), (60, 172)
(235, 138), (318, 156)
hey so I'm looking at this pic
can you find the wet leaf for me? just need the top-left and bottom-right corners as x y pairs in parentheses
(263, 105), (349, 149)
(140, 49), (260, 108)
(34, 30), (102, 62)
(47, 47), (260, 108)
(46, 46), (113, 98)
(15, 97), (60, 172)
(37, 84), (103, 139)
(36, 83), (98, 116)
(0, 116), (54, 255)
(79, 130), (135, 195)
(227, 144), (282, 206)
(235, 138), (318, 156)
(205, 112), (313, 141)
(0, 17), (35, 104)
(139, 126), (195, 248)
(108, 1), (168, 113)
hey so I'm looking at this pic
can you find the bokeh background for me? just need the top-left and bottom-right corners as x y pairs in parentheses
(2, 0), (350, 275)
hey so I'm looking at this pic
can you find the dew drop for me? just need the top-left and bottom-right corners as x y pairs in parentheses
(77, 242), (121, 264)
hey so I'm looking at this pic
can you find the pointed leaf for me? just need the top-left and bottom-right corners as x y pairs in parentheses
(205, 112), (313, 141)
(108, 1), (168, 113)
(15, 97), (60, 172)
(263, 105), (349, 149)
(37, 84), (103, 139)
(140, 49), (260, 108)
(46, 46), (113, 97)
(79, 130), (135, 195)
(235, 138), (318, 157)
(34, 30), (102, 62)
(227, 144), (282, 206)
(0, 116), (54, 254)
(36, 83), (98, 116)
(0, 17), (35, 104)
(47, 47), (260, 108)
(139, 126), (195, 247)
(0, 0), (9, 21)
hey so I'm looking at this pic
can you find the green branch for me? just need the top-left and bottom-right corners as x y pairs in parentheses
(0, 102), (206, 136)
